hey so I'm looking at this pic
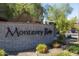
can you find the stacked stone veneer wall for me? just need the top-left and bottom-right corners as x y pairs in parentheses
(0, 22), (56, 51)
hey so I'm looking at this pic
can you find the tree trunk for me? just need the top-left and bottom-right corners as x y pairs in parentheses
(58, 33), (65, 44)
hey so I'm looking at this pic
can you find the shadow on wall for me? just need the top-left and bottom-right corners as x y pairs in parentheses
(6, 48), (35, 56)
(0, 17), (8, 22)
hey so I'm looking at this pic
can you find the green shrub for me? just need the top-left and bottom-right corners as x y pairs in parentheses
(0, 49), (6, 56)
(36, 43), (48, 53)
(67, 44), (79, 54)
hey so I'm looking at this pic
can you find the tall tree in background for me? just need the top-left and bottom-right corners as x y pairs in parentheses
(0, 3), (44, 22)
(47, 4), (73, 42)
(55, 12), (70, 36)
(55, 12), (71, 43)
(0, 4), (9, 19)
(47, 3), (73, 33)
(69, 17), (77, 29)
(47, 3), (73, 21)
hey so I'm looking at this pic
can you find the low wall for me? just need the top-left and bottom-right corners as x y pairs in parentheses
(0, 22), (56, 51)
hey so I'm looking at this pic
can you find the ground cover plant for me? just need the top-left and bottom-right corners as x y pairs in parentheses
(66, 44), (79, 54)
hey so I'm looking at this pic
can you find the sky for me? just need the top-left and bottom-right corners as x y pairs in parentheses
(67, 3), (79, 20)
(42, 3), (79, 20)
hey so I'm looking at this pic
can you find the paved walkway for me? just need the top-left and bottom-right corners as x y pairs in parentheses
(48, 48), (63, 54)
(17, 52), (37, 56)
(8, 48), (64, 56)
(8, 47), (78, 56)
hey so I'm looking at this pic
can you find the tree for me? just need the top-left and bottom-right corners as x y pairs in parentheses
(47, 3), (73, 21)
(59, 4), (73, 16)
(69, 17), (77, 29)
(56, 12), (70, 35)
(47, 4), (73, 43)
(0, 4), (9, 19)
(0, 3), (44, 22)
(55, 12), (70, 42)
(47, 4), (73, 34)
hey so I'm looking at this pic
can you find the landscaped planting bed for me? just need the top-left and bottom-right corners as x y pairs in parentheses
(66, 44), (79, 54)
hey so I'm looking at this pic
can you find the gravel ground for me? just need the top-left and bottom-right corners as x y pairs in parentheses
(8, 48), (64, 56)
